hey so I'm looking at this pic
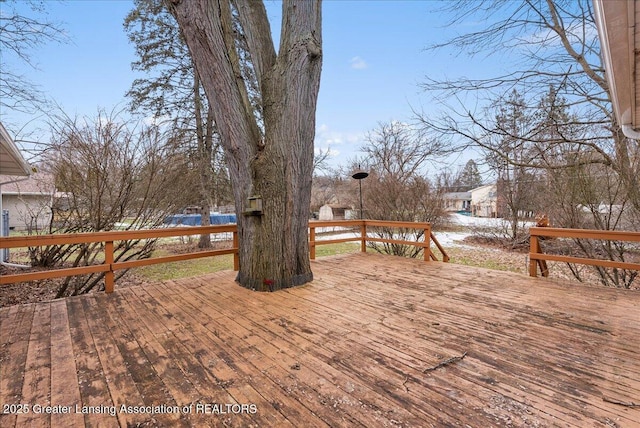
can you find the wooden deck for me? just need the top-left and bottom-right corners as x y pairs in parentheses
(1, 253), (639, 427)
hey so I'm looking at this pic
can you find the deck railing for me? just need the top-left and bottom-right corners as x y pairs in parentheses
(0, 225), (239, 293)
(309, 220), (449, 262)
(529, 227), (640, 277)
(0, 220), (448, 292)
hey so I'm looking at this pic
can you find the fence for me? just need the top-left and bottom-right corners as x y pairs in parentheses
(0, 220), (448, 293)
(0, 225), (239, 293)
(529, 226), (640, 277)
(308, 219), (449, 262)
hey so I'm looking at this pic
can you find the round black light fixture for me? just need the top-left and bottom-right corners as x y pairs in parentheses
(351, 165), (369, 219)
(352, 170), (369, 180)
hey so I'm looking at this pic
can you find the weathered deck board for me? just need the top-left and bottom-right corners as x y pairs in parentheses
(0, 303), (35, 428)
(16, 304), (51, 427)
(1, 252), (639, 427)
(50, 300), (84, 427)
(65, 296), (115, 427)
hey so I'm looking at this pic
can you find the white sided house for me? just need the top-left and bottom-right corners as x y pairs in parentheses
(1, 123), (34, 230)
(443, 192), (472, 213)
(0, 173), (56, 232)
(1, 122), (33, 262)
(594, 1), (640, 140)
(0, 124), (59, 233)
(470, 184), (498, 218)
(318, 204), (354, 221)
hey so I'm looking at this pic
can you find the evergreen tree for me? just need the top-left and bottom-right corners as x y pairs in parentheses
(125, 0), (232, 247)
(456, 159), (482, 191)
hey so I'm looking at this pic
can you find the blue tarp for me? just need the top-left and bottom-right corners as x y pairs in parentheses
(164, 213), (237, 226)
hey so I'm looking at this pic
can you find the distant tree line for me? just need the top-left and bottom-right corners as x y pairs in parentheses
(419, 0), (639, 288)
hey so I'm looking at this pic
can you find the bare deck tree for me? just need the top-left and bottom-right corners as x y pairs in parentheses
(166, 0), (322, 291)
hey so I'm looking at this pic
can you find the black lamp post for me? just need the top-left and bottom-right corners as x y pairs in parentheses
(351, 165), (369, 219)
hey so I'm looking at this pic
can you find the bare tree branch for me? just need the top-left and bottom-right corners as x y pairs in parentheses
(0, 1), (68, 113)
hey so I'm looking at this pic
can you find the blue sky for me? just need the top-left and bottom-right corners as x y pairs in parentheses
(1, 1), (495, 173)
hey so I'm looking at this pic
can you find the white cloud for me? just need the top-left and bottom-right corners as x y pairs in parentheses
(315, 124), (363, 147)
(522, 23), (598, 50)
(143, 114), (171, 127)
(314, 147), (340, 157)
(313, 123), (367, 168)
(349, 56), (368, 70)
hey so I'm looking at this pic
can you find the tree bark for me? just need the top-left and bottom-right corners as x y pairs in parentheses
(193, 70), (213, 248)
(167, 0), (322, 290)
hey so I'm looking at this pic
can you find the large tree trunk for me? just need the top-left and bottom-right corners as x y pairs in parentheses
(193, 71), (213, 249)
(167, 0), (321, 291)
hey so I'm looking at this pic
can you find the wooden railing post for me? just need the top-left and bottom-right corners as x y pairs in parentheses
(360, 221), (367, 253)
(529, 232), (550, 277)
(233, 230), (239, 271)
(424, 226), (431, 262)
(105, 240), (114, 293)
(529, 235), (539, 277)
(430, 232), (450, 262)
(309, 225), (316, 260)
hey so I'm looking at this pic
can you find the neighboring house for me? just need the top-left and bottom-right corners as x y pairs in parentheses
(0, 123), (31, 177)
(470, 184), (498, 218)
(1, 122), (33, 262)
(594, 1), (640, 140)
(0, 173), (56, 232)
(443, 192), (472, 213)
(318, 204), (354, 221)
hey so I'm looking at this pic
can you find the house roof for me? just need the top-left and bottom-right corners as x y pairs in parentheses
(593, 0), (640, 138)
(0, 173), (55, 196)
(443, 192), (472, 200)
(321, 204), (353, 210)
(469, 184), (496, 193)
(0, 122), (32, 177)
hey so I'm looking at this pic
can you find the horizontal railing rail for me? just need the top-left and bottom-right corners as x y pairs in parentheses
(0, 225), (239, 292)
(0, 220), (449, 293)
(529, 227), (640, 277)
(309, 220), (450, 262)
